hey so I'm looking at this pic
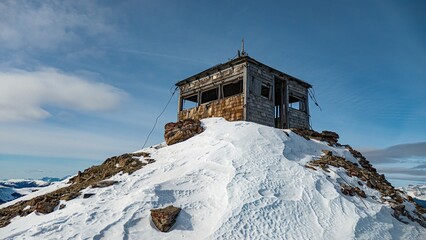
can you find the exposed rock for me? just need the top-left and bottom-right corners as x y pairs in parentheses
(35, 196), (59, 214)
(68, 152), (150, 185)
(340, 184), (366, 198)
(307, 147), (426, 227)
(0, 151), (154, 228)
(151, 205), (181, 232)
(60, 192), (81, 201)
(164, 119), (204, 145)
(83, 193), (96, 199)
(91, 180), (119, 188)
(292, 129), (339, 145)
(321, 150), (332, 156)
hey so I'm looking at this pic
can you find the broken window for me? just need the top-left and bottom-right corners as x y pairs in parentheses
(182, 95), (198, 110)
(261, 83), (271, 99)
(201, 88), (219, 104)
(289, 96), (306, 111)
(223, 80), (243, 98)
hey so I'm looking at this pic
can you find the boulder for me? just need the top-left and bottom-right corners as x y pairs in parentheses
(151, 205), (181, 232)
(91, 180), (119, 188)
(291, 129), (339, 145)
(35, 196), (59, 214)
(164, 119), (204, 145)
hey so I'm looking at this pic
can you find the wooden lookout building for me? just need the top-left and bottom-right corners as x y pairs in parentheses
(175, 54), (312, 129)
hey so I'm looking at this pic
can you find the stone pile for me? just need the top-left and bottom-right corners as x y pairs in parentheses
(340, 184), (367, 198)
(292, 129), (339, 145)
(178, 95), (244, 122)
(164, 119), (204, 145)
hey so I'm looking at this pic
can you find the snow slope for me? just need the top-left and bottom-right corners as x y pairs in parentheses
(1, 118), (425, 239)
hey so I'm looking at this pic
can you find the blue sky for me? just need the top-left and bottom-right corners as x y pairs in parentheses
(0, 0), (425, 186)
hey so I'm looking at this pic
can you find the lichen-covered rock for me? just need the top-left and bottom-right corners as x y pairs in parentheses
(35, 196), (59, 214)
(340, 184), (367, 198)
(164, 119), (204, 145)
(292, 129), (339, 145)
(91, 180), (119, 188)
(151, 205), (181, 232)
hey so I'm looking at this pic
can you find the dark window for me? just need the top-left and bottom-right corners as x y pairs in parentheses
(201, 88), (219, 104)
(182, 95), (198, 110)
(223, 80), (243, 98)
(261, 83), (271, 99)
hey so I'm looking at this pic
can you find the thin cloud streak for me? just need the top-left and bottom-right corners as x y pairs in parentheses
(362, 142), (426, 164)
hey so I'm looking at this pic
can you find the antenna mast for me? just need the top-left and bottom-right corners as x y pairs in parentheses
(241, 38), (246, 56)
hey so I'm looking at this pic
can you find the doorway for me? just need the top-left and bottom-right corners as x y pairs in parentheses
(274, 77), (288, 128)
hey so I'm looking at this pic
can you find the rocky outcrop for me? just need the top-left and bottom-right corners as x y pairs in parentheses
(0, 152), (154, 228)
(292, 129), (339, 145)
(164, 119), (204, 145)
(34, 196), (60, 214)
(340, 184), (366, 198)
(305, 147), (426, 228)
(151, 205), (181, 232)
(91, 180), (119, 188)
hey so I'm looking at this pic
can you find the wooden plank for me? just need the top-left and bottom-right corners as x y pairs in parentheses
(283, 79), (289, 129)
(279, 80), (284, 129)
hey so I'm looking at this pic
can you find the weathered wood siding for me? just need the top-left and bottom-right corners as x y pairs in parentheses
(178, 62), (245, 122)
(288, 81), (310, 129)
(179, 63), (245, 97)
(288, 108), (309, 129)
(178, 94), (244, 121)
(245, 64), (275, 127)
(177, 57), (311, 129)
(288, 81), (307, 100)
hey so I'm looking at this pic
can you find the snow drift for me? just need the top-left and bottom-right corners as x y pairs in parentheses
(1, 118), (425, 239)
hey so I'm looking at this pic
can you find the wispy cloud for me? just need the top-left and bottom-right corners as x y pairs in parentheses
(362, 142), (426, 164)
(360, 142), (426, 185)
(0, 68), (126, 121)
(378, 167), (426, 177)
(413, 163), (426, 169)
(0, 0), (114, 51)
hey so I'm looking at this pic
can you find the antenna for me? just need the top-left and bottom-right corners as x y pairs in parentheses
(241, 38), (246, 56)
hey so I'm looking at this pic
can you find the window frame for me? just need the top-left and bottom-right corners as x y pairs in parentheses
(200, 87), (219, 104)
(181, 94), (198, 110)
(222, 80), (243, 99)
(260, 82), (271, 100)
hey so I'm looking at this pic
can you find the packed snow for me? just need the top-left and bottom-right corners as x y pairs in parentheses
(1, 118), (425, 239)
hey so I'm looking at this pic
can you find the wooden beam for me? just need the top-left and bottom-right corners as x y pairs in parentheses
(279, 80), (284, 129)
(283, 79), (289, 128)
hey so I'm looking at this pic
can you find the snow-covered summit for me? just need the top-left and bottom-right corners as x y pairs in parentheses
(1, 118), (425, 239)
